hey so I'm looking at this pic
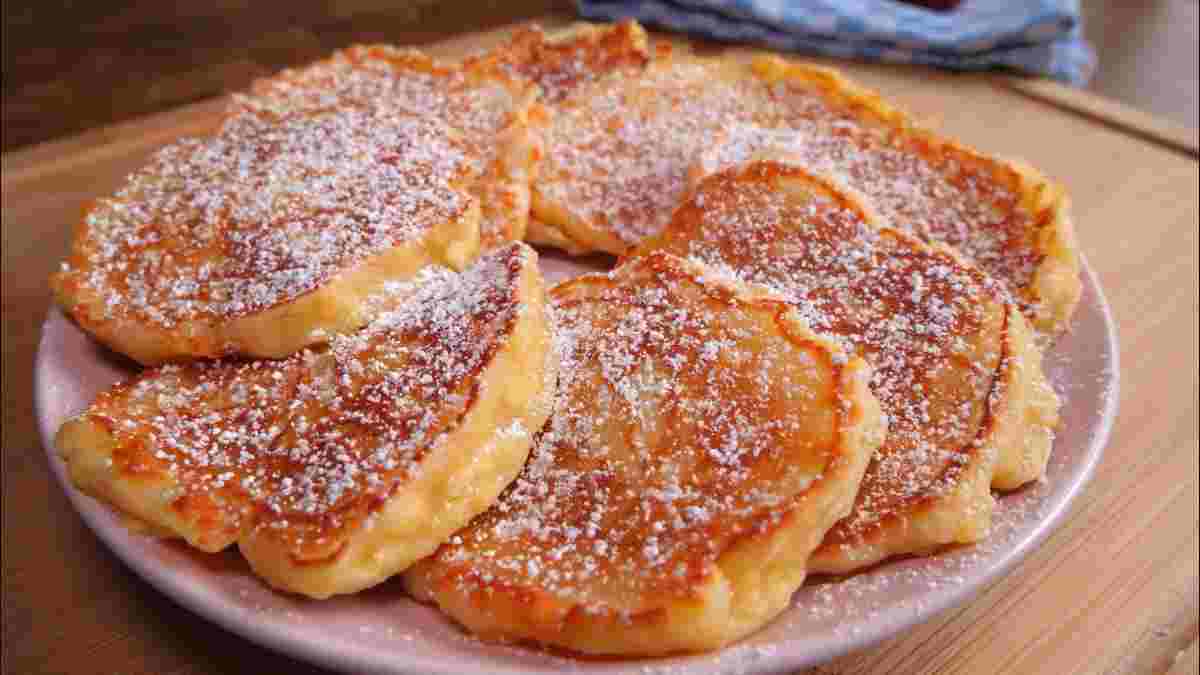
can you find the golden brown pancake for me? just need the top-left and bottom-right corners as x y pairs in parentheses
(479, 19), (657, 255)
(635, 159), (1059, 573)
(236, 44), (541, 248)
(472, 19), (652, 104)
(56, 243), (557, 598)
(405, 252), (885, 654)
(53, 107), (482, 364)
(531, 49), (1080, 334)
(530, 56), (751, 255)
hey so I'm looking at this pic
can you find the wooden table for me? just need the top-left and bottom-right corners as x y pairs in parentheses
(2, 19), (1197, 675)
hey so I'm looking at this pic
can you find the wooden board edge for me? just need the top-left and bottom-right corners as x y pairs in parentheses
(5, 20), (1197, 197)
(999, 75), (1199, 159)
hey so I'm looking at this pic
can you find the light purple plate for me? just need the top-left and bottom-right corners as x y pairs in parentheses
(36, 251), (1118, 675)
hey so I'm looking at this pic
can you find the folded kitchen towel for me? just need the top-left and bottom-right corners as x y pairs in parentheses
(577, 0), (1096, 85)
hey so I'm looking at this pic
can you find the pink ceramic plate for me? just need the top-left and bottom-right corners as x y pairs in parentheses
(36, 250), (1118, 674)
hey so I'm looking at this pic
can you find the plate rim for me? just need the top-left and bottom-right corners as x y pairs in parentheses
(34, 256), (1119, 675)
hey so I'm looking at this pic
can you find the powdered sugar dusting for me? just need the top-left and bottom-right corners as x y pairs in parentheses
(479, 21), (650, 104)
(650, 163), (1008, 544)
(234, 46), (518, 160)
(537, 60), (763, 246)
(697, 118), (1039, 314)
(77, 245), (527, 555)
(234, 45), (535, 247)
(41, 235), (1115, 673)
(539, 57), (1041, 314)
(59, 107), (474, 327)
(794, 475), (1054, 634)
(425, 253), (851, 614)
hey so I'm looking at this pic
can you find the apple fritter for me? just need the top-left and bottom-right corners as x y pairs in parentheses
(406, 252), (884, 654)
(636, 159), (1059, 573)
(56, 244), (556, 599)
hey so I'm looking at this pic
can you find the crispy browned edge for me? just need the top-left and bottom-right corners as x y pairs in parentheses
(631, 161), (1058, 573)
(750, 55), (1082, 336)
(48, 48), (503, 365)
(56, 243), (556, 598)
(404, 251), (884, 654)
(521, 42), (1080, 336)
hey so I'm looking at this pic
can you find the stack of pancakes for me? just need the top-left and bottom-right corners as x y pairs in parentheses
(53, 20), (1076, 656)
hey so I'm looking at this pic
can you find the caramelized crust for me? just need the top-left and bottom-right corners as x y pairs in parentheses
(636, 160), (1059, 573)
(235, 44), (542, 248)
(531, 57), (756, 254)
(748, 56), (1081, 335)
(472, 20), (652, 104)
(56, 244), (557, 598)
(405, 252), (884, 654)
(531, 50), (1080, 334)
(53, 107), (482, 364)
(478, 20), (653, 254)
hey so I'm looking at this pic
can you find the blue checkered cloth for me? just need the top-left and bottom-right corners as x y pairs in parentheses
(577, 0), (1096, 85)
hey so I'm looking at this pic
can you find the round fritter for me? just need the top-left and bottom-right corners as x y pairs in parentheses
(635, 159), (1059, 573)
(236, 44), (541, 250)
(405, 252), (884, 655)
(530, 57), (761, 255)
(56, 243), (556, 598)
(53, 107), (482, 364)
(530, 52), (1080, 334)
(471, 19), (652, 104)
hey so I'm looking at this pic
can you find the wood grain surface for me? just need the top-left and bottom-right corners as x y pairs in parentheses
(3, 18), (1198, 675)
(5, 1), (1196, 155)
(0, 0), (568, 152)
